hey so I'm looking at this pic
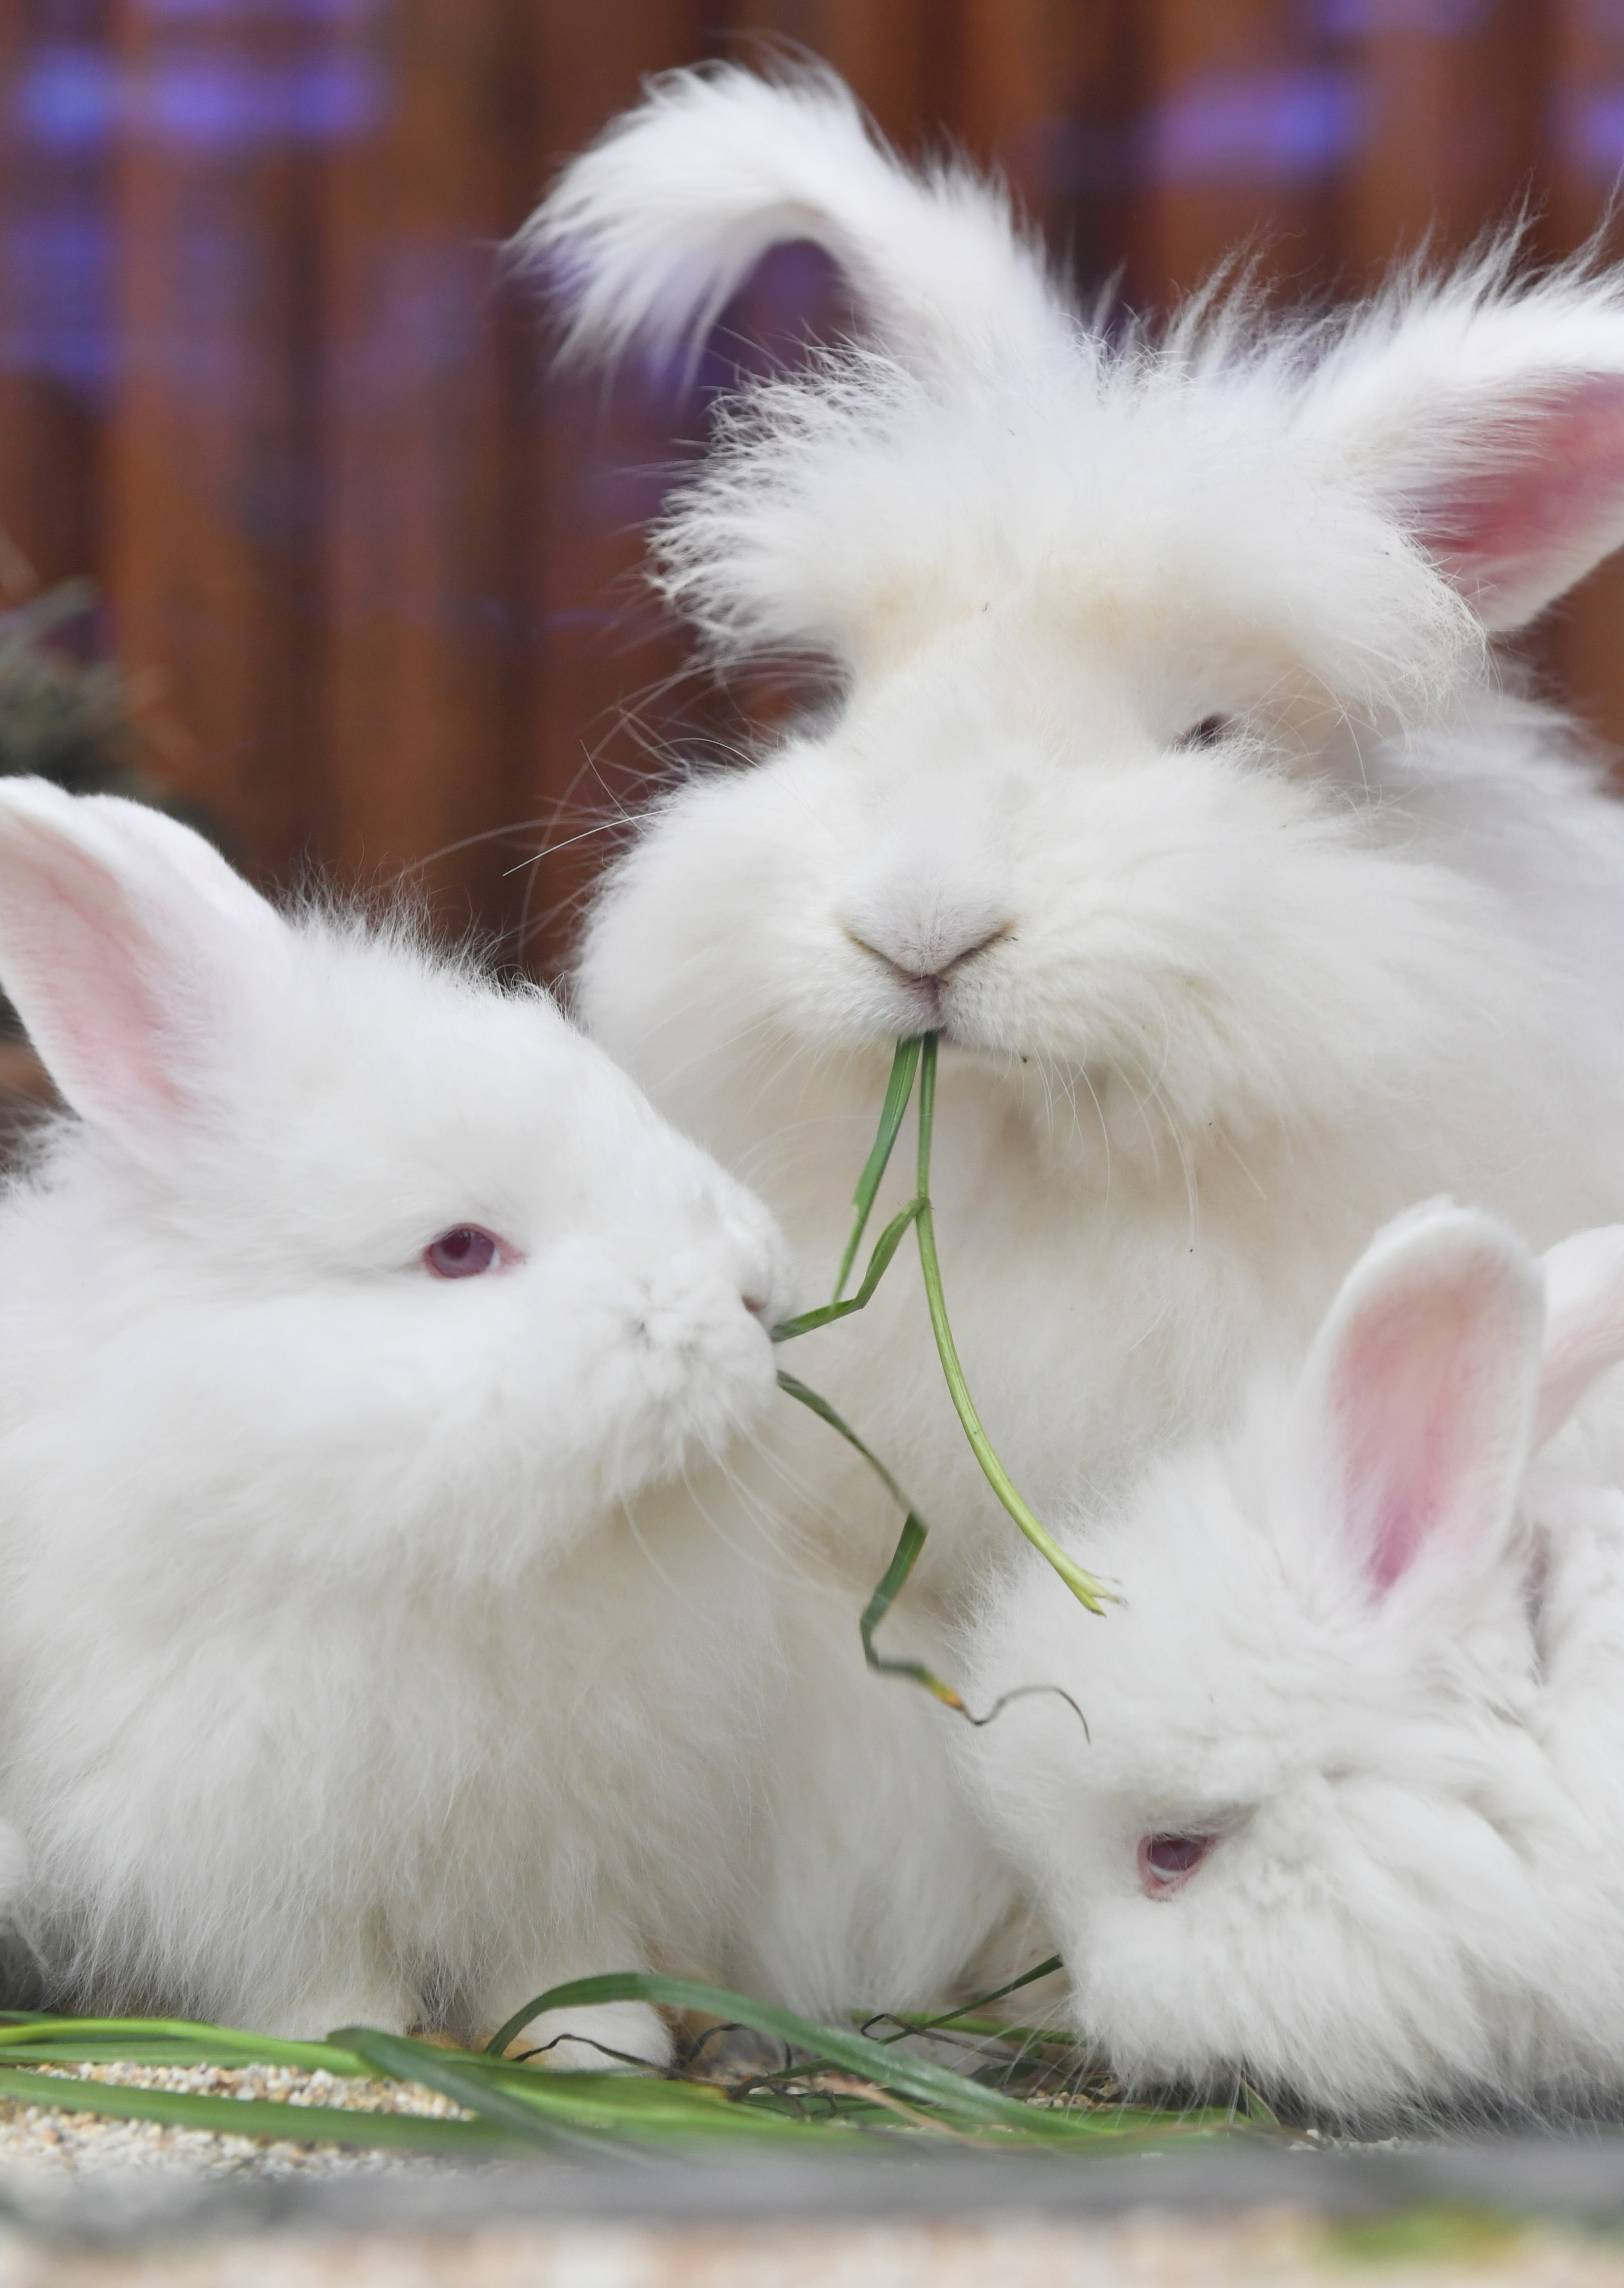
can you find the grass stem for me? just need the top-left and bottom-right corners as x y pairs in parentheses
(911, 1037), (1112, 1614)
(833, 1035), (922, 1301)
(777, 1372), (969, 1711)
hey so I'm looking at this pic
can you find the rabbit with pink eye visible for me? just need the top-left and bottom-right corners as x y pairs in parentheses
(525, 64), (1624, 1612)
(0, 778), (796, 2061)
(958, 1201), (1624, 2122)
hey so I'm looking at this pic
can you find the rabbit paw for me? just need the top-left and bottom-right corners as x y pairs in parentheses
(502, 1997), (671, 2072)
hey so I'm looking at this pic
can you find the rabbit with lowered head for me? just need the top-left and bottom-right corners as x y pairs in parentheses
(960, 1200), (1624, 2121)
(528, 65), (1624, 1605)
(0, 778), (793, 2060)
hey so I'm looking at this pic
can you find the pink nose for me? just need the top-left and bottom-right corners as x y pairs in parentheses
(845, 908), (1011, 985)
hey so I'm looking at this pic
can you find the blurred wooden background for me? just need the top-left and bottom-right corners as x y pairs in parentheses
(2, 0), (1623, 972)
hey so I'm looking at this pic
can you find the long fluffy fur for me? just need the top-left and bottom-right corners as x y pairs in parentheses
(960, 1206), (1624, 2121)
(526, 70), (1624, 1628)
(523, 68), (1624, 2070)
(0, 782), (796, 2055)
(520, 61), (1067, 374)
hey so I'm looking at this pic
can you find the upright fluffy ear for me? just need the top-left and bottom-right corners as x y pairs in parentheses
(1534, 1227), (1624, 1448)
(0, 779), (285, 1155)
(1296, 253), (1624, 629)
(519, 63), (1070, 378)
(1293, 1204), (1544, 1594)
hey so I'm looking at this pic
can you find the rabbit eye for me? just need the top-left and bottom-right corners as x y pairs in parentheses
(1174, 715), (1232, 750)
(1138, 1832), (1215, 1895)
(423, 1226), (516, 1279)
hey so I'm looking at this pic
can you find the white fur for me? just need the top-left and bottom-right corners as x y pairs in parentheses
(722, 1565), (1032, 2025)
(960, 1202), (1624, 2120)
(522, 68), (1624, 1624)
(0, 780), (798, 2058)
(519, 62), (1067, 377)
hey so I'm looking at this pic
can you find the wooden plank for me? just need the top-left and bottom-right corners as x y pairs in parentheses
(0, 1), (112, 598)
(513, 1), (703, 979)
(724, 0), (945, 147)
(105, 0), (325, 881)
(1126, 0), (1339, 309)
(951, 0), (1136, 293)
(1332, 0), (1545, 284)
(1543, 0), (1624, 776)
(318, 0), (532, 934)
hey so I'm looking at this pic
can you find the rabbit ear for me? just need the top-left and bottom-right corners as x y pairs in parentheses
(0, 779), (285, 1154)
(520, 63), (1069, 379)
(1534, 1227), (1624, 1448)
(1294, 1204), (1545, 1594)
(1298, 255), (1624, 630)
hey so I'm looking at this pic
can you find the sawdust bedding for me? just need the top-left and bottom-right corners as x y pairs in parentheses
(0, 2062), (468, 2178)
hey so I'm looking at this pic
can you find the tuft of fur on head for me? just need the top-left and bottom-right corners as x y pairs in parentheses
(518, 60), (1067, 378)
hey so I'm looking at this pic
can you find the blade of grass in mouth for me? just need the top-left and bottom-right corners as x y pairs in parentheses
(832, 1034), (922, 1303)
(774, 1034), (1112, 1615)
(911, 1035), (1113, 1614)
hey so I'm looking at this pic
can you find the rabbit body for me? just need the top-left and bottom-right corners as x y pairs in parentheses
(959, 1202), (1624, 2120)
(719, 1562), (1038, 2025)
(534, 67), (1624, 1605)
(0, 780), (793, 2052)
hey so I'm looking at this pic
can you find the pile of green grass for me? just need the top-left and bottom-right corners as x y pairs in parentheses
(0, 1969), (1265, 2157)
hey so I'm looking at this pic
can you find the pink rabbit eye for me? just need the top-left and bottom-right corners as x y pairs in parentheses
(423, 1226), (510, 1279)
(1138, 1832), (1215, 1896)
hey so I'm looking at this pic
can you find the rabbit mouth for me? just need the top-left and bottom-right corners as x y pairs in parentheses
(842, 921), (1012, 1043)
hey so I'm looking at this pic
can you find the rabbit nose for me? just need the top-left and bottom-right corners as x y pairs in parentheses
(844, 906), (1011, 986)
(727, 1219), (794, 1326)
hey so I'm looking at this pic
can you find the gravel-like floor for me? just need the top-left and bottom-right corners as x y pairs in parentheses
(0, 2063), (468, 2180)
(0, 2212), (1618, 2286)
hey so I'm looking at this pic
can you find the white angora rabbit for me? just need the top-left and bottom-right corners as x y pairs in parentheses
(0, 778), (794, 2059)
(960, 1200), (1624, 2120)
(526, 64), (1624, 1603)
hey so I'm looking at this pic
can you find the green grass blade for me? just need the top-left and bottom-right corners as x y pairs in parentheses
(331, 2027), (597, 2150)
(333, 2030), (807, 2147)
(777, 1376), (976, 1713)
(775, 1370), (912, 1512)
(912, 1037), (1113, 1615)
(0, 2064), (513, 2153)
(0, 2016), (366, 2073)
(873, 1954), (1065, 2044)
(860, 1511), (972, 1713)
(774, 1198), (924, 1343)
(444, 2071), (852, 2145)
(483, 1972), (1094, 2136)
(833, 1036), (923, 1302)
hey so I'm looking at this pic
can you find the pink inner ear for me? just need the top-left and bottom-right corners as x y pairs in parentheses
(40, 912), (187, 1125)
(1324, 1252), (1537, 1594)
(1410, 373), (1624, 627)
(0, 832), (196, 1144)
(1332, 1296), (1477, 1589)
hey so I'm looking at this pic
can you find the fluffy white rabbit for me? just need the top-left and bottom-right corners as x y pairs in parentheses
(960, 1200), (1624, 2121)
(525, 64), (1624, 1608)
(721, 1564), (1041, 2026)
(0, 778), (796, 2059)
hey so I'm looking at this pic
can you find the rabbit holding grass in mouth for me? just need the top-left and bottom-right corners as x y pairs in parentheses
(528, 63), (1624, 1611)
